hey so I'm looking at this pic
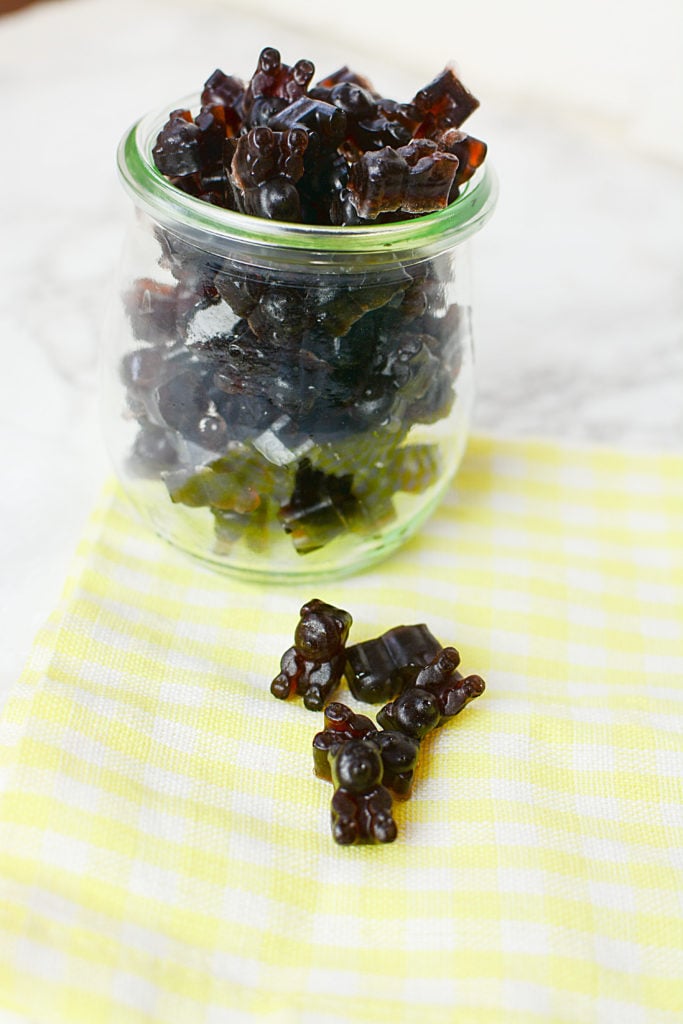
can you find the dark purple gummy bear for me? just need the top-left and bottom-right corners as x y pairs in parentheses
(152, 109), (202, 177)
(437, 127), (488, 197)
(124, 279), (178, 345)
(243, 46), (315, 126)
(200, 69), (244, 134)
(344, 623), (442, 704)
(271, 598), (352, 711)
(129, 421), (179, 477)
(278, 460), (361, 554)
(412, 66), (480, 137)
(231, 126), (308, 222)
(368, 649), (485, 797)
(347, 141), (458, 219)
(330, 740), (397, 845)
(312, 702), (377, 778)
(268, 96), (347, 151)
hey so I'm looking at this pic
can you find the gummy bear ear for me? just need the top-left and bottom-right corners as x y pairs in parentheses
(375, 700), (396, 730)
(299, 598), (321, 618)
(333, 610), (352, 642)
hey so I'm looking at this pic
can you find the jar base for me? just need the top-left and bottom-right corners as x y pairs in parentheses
(130, 481), (450, 585)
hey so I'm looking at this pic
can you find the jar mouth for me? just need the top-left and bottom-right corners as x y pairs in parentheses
(117, 95), (497, 260)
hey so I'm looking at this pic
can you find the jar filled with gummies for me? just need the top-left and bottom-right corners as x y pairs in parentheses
(103, 54), (497, 582)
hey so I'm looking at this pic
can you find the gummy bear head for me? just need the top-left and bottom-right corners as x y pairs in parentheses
(295, 614), (343, 661)
(295, 600), (352, 661)
(332, 740), (383, 793)
(393, 688), (441, 739)
(258, 47), (280, 74)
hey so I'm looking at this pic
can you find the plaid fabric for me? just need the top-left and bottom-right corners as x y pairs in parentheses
(0, 435), (681, 1024)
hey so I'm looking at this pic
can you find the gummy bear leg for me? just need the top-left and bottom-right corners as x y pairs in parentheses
(303, 685), (325, 711)
(371, 810), (397, 844)
(331, 789), (359, 845)
(332, 815), (359, 845)
(367, 788), (398, 843)
(271, 673), (293, 700)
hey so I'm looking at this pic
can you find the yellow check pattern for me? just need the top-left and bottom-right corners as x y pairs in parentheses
(0, 436), (682, 1024)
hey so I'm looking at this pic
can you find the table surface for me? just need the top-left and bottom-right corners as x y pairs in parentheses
(1, 0), (681, 705)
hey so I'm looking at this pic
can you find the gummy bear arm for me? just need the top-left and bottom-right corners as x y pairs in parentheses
(437, 689), (466, 719)
(304, 660), (333, 687)
(437, 674), (486, 718)
(277, 646), (298, 673)
(414, 646), (461, 689)
(463, 673), (486, 696)
(385, 770), (415, 800)
(365, 784), (394, 813)
(270, 646), (301, 698)
(312, 733), (338, 779)
(329, 649), (348, 679)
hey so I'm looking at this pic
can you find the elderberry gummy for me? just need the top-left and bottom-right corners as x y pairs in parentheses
(345, 624), (443, 703)
(309, 627), (486, 839)
(111, 46), (496, 579)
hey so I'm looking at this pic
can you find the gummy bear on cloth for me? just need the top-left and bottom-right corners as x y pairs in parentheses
(0, 436), (682, 1024)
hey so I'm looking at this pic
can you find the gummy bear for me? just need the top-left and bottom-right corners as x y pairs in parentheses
(347, 142), (458, 219)
(231, 125), (309, 222)
(231, 126), (309, 189)
(268, 96), (347, 152)
(378, 651), (485, 733)
(152, 109), (202, 178)
(200, 69), (244, 135)
(165, 446), (280, 513)
(271, 598), (352, 710)
(371, 692), (438, 797)
(437, 127), (488, 200)
(312, 65), (378, 97)
(124, 279), (179, 345)
(150, 49), (487, 226)
(212, 501), (270, 554)
(345, 623), (442, 704)
(278, 460), (361, 554)
(329, 740), (397, 845)
(247, 286), (312, 346)
(374, 651), (485, 795)
(128, 422), (179, 477)
(312, 702), (377, 778)
(150, 366), (228, 451)
(213, 271), (264, 319)
(311, 275), (409, 338)
(243, 47), (315, 127)
(412, 66), (480, 138)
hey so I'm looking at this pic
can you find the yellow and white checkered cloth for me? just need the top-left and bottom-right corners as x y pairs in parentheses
(1, 436), (682, 1024)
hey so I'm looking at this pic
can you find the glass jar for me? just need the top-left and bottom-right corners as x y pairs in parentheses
(104, 99), (497, 582)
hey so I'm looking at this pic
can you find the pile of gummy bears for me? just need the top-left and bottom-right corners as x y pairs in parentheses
(152, 46), (487, 224)
(272, 600), (486, 846)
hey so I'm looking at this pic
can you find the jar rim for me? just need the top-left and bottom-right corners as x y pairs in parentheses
(117, 95), (498, 257)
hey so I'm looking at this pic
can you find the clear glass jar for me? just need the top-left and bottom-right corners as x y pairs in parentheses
(104, 99), (497, 582)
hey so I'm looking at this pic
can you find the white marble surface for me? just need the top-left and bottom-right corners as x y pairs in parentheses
(0, 0), (681, 703)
